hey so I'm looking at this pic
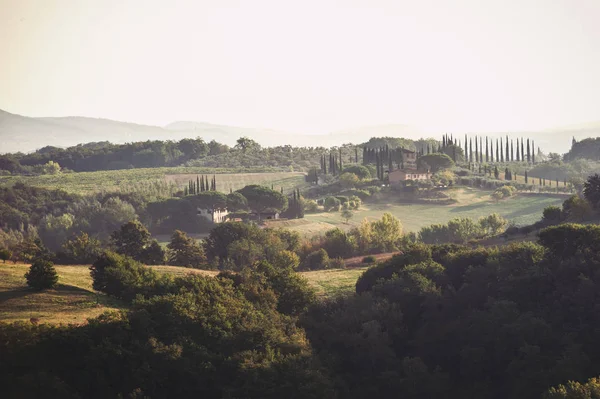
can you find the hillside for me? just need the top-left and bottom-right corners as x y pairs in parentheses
(2, 108), (597, 154)
(0, 263), (368, 324)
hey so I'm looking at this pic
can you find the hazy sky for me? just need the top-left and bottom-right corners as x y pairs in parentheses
(1, 0), (599, 133)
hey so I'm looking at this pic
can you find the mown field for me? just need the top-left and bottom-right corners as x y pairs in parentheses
(0, 263), (366, 324)
(0, 168), (307, 195)
(267, 187), (566, 235)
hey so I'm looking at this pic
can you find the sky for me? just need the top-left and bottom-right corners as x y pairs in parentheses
(1, 0), (599, 134)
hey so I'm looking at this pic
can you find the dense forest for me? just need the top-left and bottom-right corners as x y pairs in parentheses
(4, 222), (600, 397)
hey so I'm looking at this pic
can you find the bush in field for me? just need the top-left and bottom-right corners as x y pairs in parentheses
(329, 257), (345, 269)
(362, 255), (376, 264)
(491, 185), (516, 201)
(324, 196), (341, 212)
(0, 248), (11, 263)
(303, 248), (330, 270)
(303, 199), (320, 213)
(542, 206), (563, 224)
(25, 258), (58, 290)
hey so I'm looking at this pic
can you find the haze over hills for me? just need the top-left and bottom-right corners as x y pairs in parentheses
(0, 108), (597, 155)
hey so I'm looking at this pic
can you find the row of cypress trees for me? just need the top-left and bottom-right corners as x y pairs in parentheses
(184, 175), (217, 196)
(441, 133), (539, 164)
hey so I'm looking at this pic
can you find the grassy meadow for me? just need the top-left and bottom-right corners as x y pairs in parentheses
(0, 263), (367, 324)
(0, 168), (307, 195)
(267, 187), (566, 235)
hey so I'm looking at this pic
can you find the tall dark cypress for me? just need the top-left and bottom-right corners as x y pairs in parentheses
(527, 139), (531, 163)
(464, 134), (468, 160)
(532, 141), (536, 164)
(516, 139), (520, 162)
(475, 136), (479, 163)
(355, 147), (358, 163)
(510, 140), (514, 162)
(485, 137), (489, 162)
(505, 136), (509, 163)
(469, 139), (473, 163)
(339, 148), (343, 171)
(500, 137), (504, 163)
(490, 140), (494, 163)
(521, 138), (525, 163)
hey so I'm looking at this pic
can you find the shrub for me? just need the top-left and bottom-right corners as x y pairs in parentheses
(362, 255), (376, 264)
(323, 196), (341, 212)
(0, 248), (11, 263)
(542, 205), (563, 224)
(303, 248), (330, 270)
(329, 257), (345, 269)
(25, 258), (59, 290)
(304, 199), (320, 213)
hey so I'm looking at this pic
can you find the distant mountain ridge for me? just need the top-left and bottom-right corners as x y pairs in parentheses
(0, 108), (598, 154)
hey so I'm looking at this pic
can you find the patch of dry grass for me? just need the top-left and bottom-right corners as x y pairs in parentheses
(0, 263), (124, 325)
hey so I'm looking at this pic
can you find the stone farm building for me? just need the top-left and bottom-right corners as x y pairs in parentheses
(388, 169), (431, 185)
(197, 208), (229, 223)
(387, 148), (431, 186)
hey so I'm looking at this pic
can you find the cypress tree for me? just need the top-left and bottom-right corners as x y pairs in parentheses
(510, 140), (514, 162)
(500, 137), (504, 163)
(355, 147), (358, 163)
(469, 139), (473, 163)
(516, 139), (520, 161)
(464, 134), (468, 160)
(532, 142), (536, 163)
(197, 176), (200, 192)
(521, 138), (525, 163)
(525, 170), (528, 183)
(184, 186), (188, 196)
(475, 136), (479, 163)
(490, 140), (494, 163)
(339, 148), (343, 171)
(485, 137), (489, 162)
(496, 139), (500, 162)
(505, 135), (509, 163)
(494, 166), (499, 179)
(527, 139), (531, 163)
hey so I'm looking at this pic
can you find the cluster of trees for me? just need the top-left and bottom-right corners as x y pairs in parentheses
(418, 214), (508, 244)
(183, 174), (217, 195)
(7, 222), (600, 396)
(303, 225), (600, 397)
(0, 138), (231, 173)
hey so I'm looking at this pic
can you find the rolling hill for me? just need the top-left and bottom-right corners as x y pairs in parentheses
(1, 108), (598, 154)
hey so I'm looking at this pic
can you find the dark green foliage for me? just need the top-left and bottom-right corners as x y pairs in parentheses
(140, 240), (165, 265)
(25, 258), (58, 290)
(583, 174), (600, 208)
(0, 248), (11, 263)
(362, 255), (376, 264)
(355, 243), (432, 293)
(56, 232), (102, 264)
(542, 206), (563, 224)
(89, 251), (169, 301)
(236, 185), (288, 215)
(302, 249), (330, 270)
(342, 165), (371, 179)
(167, 230), (206, 267)
(417, 153), (454, 173)
(110, 220), (152, 261)
(204, 221), (255, 262)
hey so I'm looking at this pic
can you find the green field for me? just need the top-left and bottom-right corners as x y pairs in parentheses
(268, 188), (566, 235)
(0, 263), (365, 324)
(0, 168), (307, 195)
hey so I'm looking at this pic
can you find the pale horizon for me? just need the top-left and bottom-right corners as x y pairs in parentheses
(2, 0), (600, 135)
